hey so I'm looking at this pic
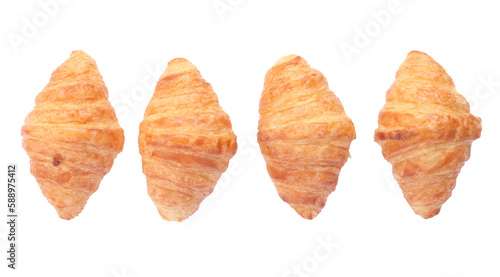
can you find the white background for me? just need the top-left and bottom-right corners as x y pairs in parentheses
(1, 0), (499, 276)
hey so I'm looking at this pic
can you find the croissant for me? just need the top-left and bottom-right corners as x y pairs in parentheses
(257, 55), (356, 219)
(139, 58), (237, 221)
(21, 50), (125, 220)
(374, 51), (482, 219)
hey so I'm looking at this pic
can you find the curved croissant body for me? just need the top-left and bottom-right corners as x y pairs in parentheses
(375, 51), (482, 219)
(21, 50), (124, 220)
(139, 58), (237, 221)
(258, 55), (356, 219)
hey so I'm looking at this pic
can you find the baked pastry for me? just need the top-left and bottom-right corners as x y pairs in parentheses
(257, 55), (356, 219)
(139, 58), (237, 221)
(21, 50), (125, 220)
(374, 51), (482, 219)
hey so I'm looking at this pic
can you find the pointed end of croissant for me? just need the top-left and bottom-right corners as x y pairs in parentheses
(407, 50), (429, 58)
(274, 182), (331, 220)
(156, 206), (194, 222)
(411, 205), (442, 219)
(65, 50), (96, 69)
(403, 50), (441, 69)
(48, 50), (101, 85)
(274, 54), (301, 66)
(69, 50), (90, 59)
(50, 200), (87, 220)
(291, 204), (322, 220)
(392, 50), (454, 94)
(161, 58), (198, 79)
(39, 183), (90, 220)
(55, 208), (83, 220)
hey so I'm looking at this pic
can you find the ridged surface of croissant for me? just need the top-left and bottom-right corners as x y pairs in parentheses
(375, 51), (482, 219)
(139, 58), (237, 221)
(21, 50), (124, 220)
(258, 55), (356, 219)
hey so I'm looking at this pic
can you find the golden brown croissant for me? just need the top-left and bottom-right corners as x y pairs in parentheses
(375, 51), (482, 219)
(138, 58), (237, 221)
(21, 50), (125, 220)
(257, 55), (356, 219)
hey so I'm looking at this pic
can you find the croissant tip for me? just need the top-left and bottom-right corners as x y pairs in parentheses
(406, 50), (436, 62)
(70, 50), (87, 56)
(67, 50), (95, 64)
(292, 205), (321, 220)
(274, 54), (301, 66)
(408, 50), (426, 55)
(160, 57), (198, 78)
(412, 206), (442, 219)
(161, 216), (185, 222)
(408, 50), (434, 58)
(57, 214), (77, 220)
(42, 191), (88, 220)
(156, 207), (193, 222)
(54, 207), (83, 220)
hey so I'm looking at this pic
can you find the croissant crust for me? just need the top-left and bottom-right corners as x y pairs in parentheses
(21, 50), (124, 220)
(258, 55), (356, 219)
(139, 58), (237, 221)
(374, 51), (482, 219)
